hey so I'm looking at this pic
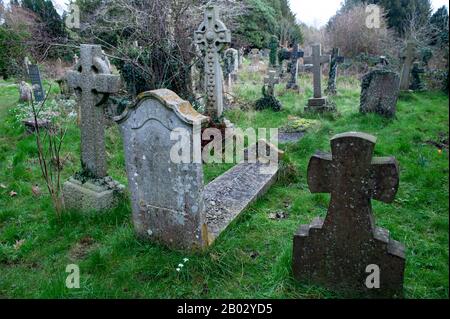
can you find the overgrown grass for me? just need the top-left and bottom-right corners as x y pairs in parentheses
(0, 69), (448, 299)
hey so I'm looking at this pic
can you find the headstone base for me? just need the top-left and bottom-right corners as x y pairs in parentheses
(63, 176), (125, 213)
(305, 97), (336, 112)
(293, 217), (406, 298)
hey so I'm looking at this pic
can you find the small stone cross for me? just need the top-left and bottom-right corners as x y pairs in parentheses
(326, 47), (345, 95)
(293, 132), (406, 298)
(195, 4), (231, 120)
(66, 44), (120, 179)
(264, 70), (279, 96)
(304, 44), (330, 99)
(286, 43), (304, 90)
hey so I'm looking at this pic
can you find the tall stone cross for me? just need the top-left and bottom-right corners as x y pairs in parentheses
(326, 47), (345, 95)
(66, 44), (120, 178)
(293, 132), (406, 298)
(264, 70), (279, 96)
(195, 4), (231, 120)
(400, 41), (417, 90)
(286, 43), (304, 90)
(304, 44), (330, 108)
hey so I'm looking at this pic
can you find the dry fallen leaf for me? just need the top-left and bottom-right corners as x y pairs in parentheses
(9, 191), (18, 197)
(14, 239), (26, 250)
(32, 185), (41, 197)
(0, 184), (6, 189)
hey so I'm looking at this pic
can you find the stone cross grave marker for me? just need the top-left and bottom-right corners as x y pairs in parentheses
(195, 4), (231, 120)
(304, 44), (331, 110)
(286, 43), (304, 91)
(63, 44), (122, 212)
(400, 41), (417, 91)
(28, 64), (46, 102)
(293, 132), (406, 298)
(326, 48), (344, 95)
(115, 89), (282, 250)
(264, 70), (279, 96)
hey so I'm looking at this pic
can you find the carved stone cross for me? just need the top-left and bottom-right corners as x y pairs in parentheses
(304, 44), (330, 105)
(264, 70), (280, 96)
(66, 44), (120, 178)
(286, 43), (304, 90)
(400, 41), (417, 90)
(293, 132), (406, 298)
(326, 47), (344, 95)
(195, 4), (231, 120)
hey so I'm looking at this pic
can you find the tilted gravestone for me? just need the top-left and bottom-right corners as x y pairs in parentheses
(63, 44), (123, 212)
(28, 64), (46, 102)
(410, 61), (425, 91)
(195, 4), (231, 120)
(286, 44), (304, 91)
(360, 69), (400, 118)
(115, 89), (282, 250)
(326, 48), (344, 95)
(293, 132), (406, 298)
(304, 44), (332, 111)
(400, 41), (417, 91)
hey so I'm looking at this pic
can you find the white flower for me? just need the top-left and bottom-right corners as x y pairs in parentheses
(183, 258), (189, 263)
(176, 268), (181, 272)
(178, 264), (184, 268)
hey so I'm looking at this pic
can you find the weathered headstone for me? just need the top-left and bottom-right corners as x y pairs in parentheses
(400, 41), (417, 91)
(286, 44), (304, 91)
(24, 56), (31, 76)
(194, 4), (231, 120)
(224, 48), (239, 82)
(63, 44), (123, 212)
(326, 48), (344, 95)
(249, 48), (260, 72)
(19, 81), (33, 103)
(28, 64), (45, 102)
(360, 69), (400, 118)
(410, 61), (425, 91)
(238, 47), (245, 68)
(115, 89), (282, 250)
(264, 70), (279, 96)
(293, 132), (406, 298)
(304, 44), (331, 111)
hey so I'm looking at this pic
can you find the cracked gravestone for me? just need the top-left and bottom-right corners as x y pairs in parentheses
(304, 44), (332, 111)
(195, 4), (231, 120)
(360, 69), (400, 118)
(63, 44), (124, 213)
(115, 89), (282, 250)
(293, 132), (406, 298)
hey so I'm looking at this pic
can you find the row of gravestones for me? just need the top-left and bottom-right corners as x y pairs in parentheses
(51, 5), (406, 298)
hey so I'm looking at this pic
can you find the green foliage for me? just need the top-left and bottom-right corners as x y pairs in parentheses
(0, 26), (26, 80)
(21, 0), (66, 38)
(429, 6), (449, 47)
(269, 35), (278, 67)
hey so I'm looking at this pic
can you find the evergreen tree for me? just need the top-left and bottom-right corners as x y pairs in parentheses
(21, 0), (65, 37)
(429, 6), (449, 47)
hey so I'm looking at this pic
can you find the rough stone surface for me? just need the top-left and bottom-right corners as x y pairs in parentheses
(28, 64), (45, 102)
(19, 81), (33, 102)
(22, 118), (51, 134)
(64, 44), (122, 212)
(249, 49), (260, 72)
(410, 61), (425, 91)
(360, 69), (400, 118)
(400, 41), (417, 91)
(264, 70), (280, 96)
(195, 4), (231, 120)
(116, 89), (209, 250)
(304, 44), (331, 110)
(293, 132), (406, 298)
(63, 177), (124, 213)
(286, 44), (304, 90)
(326, 48), (344, 95)
(204, 140), (283, 242)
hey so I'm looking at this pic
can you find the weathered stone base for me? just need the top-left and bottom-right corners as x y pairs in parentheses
(63, 176), (124, 213)
(293, 217), (406, 298)
(305, 97), (336, 112)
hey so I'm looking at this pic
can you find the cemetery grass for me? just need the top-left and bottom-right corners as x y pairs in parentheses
(0, 76), (448, 299)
